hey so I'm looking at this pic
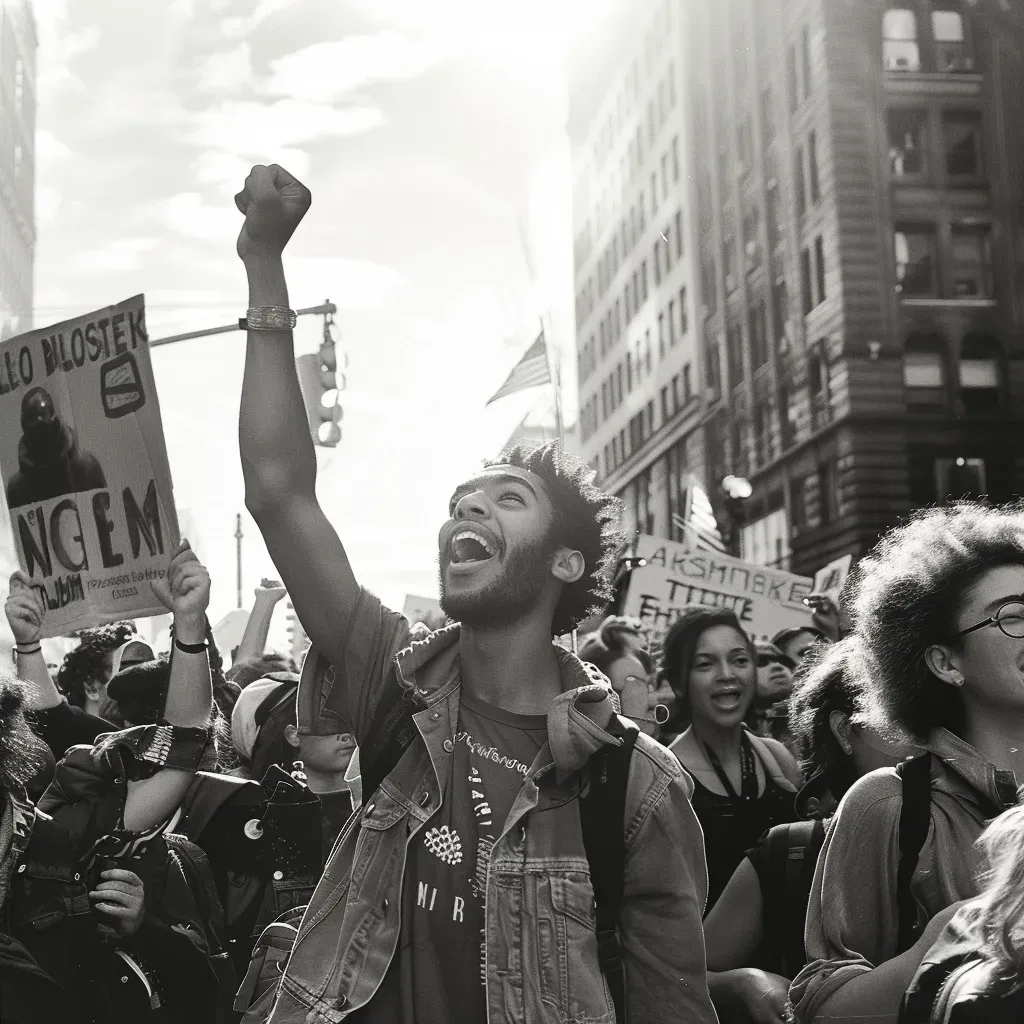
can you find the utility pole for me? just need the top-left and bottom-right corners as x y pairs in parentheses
(235, 513), (243, 609)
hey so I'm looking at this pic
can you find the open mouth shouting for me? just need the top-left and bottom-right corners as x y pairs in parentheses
(710, 686), (745, 713)
(447, 525), (499, 572)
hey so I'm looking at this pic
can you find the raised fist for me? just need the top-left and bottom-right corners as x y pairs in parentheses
(255, 578), (287, 605)
(151, 540), (211, 629)
(234, 164), (311, 261)
(5, 571), (45, 645)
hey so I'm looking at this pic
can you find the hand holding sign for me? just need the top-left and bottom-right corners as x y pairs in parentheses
(234, 164), (311, 262)
(6, 571), (45, 645)
(151, 539), (210, 638)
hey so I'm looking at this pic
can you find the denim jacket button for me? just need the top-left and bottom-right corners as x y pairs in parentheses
(383, 898), (389, 910)
(16, 864), (25, 874)
(443, 739), (454, 753)
(365, 803), (375, 816)
(430, 711), (441, 721)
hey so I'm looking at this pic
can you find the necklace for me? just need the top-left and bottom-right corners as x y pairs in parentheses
(701, 733), (757, 801)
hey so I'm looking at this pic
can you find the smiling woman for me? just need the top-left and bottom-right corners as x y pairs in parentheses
(661, 606), (803, 913)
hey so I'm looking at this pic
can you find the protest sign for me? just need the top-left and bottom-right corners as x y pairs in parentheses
(622, 534), (814, 644)
(0, 296), (179, 636)
(814, 554), (853, 603)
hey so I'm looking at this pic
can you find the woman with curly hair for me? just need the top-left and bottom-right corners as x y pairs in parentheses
(790, 503), (1024, 1024)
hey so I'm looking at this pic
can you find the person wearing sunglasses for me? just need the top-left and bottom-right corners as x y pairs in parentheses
(790, 504), (1024, 1024)
(577, 617), (673, 737)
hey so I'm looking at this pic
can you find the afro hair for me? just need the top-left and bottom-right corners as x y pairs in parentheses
(849, 501), (1024, 741)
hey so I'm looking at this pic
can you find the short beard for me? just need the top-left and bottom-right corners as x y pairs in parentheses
(439, 534), (554, 629)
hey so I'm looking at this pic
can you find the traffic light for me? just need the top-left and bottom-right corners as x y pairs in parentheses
(294, 311), (345, 448)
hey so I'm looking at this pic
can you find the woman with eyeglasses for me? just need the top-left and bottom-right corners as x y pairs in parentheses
(577, 616), (674, 736)
(658, 606), (803, 913)
(790, 504), (1024, 1024)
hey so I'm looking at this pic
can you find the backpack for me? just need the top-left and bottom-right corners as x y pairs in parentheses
(758, 818), (826, 977)
(928, 959), (1024, 1024)
(163, 832), (240, 1024)
(238, 676), (639, 1023)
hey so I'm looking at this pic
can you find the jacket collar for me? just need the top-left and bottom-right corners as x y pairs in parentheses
(394, 623), (622, 782)
(925, 727), (1020, 813)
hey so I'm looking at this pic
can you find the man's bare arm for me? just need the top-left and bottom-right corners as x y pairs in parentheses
(235, 165), (360, 674)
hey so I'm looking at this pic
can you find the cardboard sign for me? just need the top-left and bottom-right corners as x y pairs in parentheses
(813, 554), (853, 603)
(622, 534), (814, 644)
(0, 296), (179, 636)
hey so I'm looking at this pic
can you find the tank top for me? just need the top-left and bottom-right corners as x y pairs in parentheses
(688, 734), (799, 913)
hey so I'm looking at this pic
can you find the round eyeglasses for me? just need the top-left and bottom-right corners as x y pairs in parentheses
(956, 599), (1024, 640)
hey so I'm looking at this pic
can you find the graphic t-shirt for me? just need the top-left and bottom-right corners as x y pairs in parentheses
(353, 690), (547, 1024)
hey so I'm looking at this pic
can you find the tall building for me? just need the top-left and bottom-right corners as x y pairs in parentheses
(569, 1), (716, 547)
(571, 0), (1024, 576)
(285, 600), (310, 665)
(0, 0), (36, 340)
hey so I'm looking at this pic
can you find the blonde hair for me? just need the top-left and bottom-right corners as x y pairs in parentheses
(961, 798), (1024, 983)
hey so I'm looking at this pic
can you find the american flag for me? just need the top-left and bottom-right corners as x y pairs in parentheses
(672, 476), (727, 552)
(486, 331), (552, 405)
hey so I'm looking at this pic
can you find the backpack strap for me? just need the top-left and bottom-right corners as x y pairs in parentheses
(579, 718), (639, 1024)
(896, 753), (933, 954)
(760, 819), (824, 977)
(359, 678), (421, 804)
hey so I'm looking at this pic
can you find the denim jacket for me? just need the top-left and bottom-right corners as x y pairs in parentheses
(264, 593), (717, 1024)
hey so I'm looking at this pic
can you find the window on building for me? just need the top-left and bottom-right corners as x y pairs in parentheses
(959, 332), (1001, 411)
(724, 236), (738, 292)
(705, 335), (721, 391)
(648, 99), (656, 145)
(679, 286), (688, 334)
(787, 45), (799, 113)
(738, 117), (753, 173)
(14, 61), (24, 110)
(727, 320), (745, 384)
(818, 461), (837, 523)
(795, 145), (807, 216)
(601, 380), (609, 419)
(644, 328), (652, 373)
(933, 7), (973, 72)
(617, 363), (625, 403)
(751, 299), (769, 369)
(761, 84), (775, 144)
(702, 258), (718, 316)
(640, 260), (648, 301)
(789, 475), (807, 528)
(883, 9), (920, 71)
(809, 130), (821, 202)
(671, 374), (681, 413)
(660, 385), (670, 422)
(944, 111), (983, 177)
(801, 25), (813, 98)
(951, 224), (993, 298)
(683, 363), (692, 400)
(888, 108), (928, 177)
(773, 277), (790, 346)
(658, 312), (665, 359)
(653, 239), (662, 286)
(672, 136), (680, 181)
(894, 225), (938, 295)
(814, 235), (827, 303)
(661, 154), (670, 199)
(651, 171), (658, 214)
(801, 247), (814, 314)
(664, 222), (673, 274)
(675, 210), (683, 260)
(669, 299), (677, 347)
(767, 182), (782, 249)
(903, 333), (947, 387)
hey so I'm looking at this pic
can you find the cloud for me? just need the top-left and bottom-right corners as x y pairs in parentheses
(219, 0), (299, 39)
(264, 33), (447, 102)
(188, 99), (383, 154)
(75, 237), (159, 274)
(155, 192), (242, 243)
(193, 146), (310, 188)
(35, 129), (71, 166)
(286, 257), (402, 311)
(195, 42), (254, 94)
(36, 186), (62, 224)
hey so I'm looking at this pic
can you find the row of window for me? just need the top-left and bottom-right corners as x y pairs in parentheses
(786, 24), (815, 115)
(895, 222), (993, 298)
(888, 107), (983, 180)
(800, 235), (828, 315)
(579, 286), (691, 441)
(903, 331), (1003, 411)
(883, 4), (973, 74)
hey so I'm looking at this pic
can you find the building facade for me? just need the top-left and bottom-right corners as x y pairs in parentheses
(571, 0), (1024, 575)
(569, 0), (704, 544)
(0, 0), (35, 340)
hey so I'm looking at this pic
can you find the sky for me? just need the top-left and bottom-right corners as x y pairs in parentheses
(29, 0), (604, 651)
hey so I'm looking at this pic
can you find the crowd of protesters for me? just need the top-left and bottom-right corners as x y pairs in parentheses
(1, 162), (1024, 1024)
